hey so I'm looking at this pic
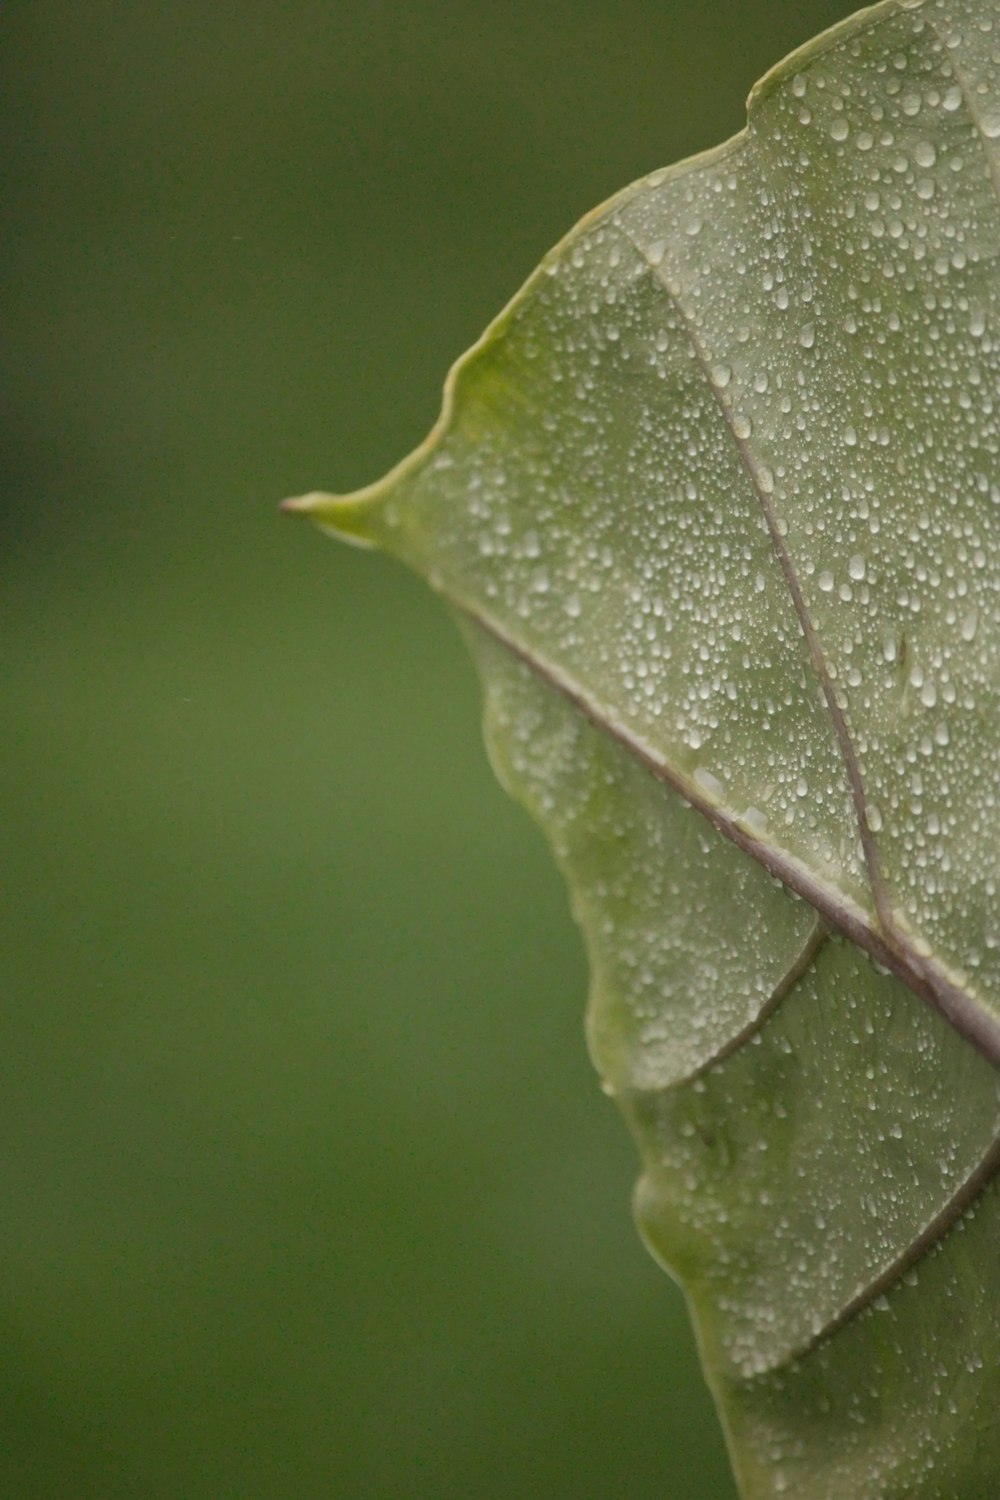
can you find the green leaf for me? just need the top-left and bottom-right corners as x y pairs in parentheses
(284, 2), (1000, 1494)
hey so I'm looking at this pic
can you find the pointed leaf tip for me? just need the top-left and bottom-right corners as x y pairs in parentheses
(279, 489), (382, 550)
(283, 1), (1000, 1491)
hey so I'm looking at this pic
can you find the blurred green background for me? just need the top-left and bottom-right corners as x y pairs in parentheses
(6, 3), (860, 1495)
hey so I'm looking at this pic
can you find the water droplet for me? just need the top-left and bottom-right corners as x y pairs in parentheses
(693, 767), (725, 799)
(741, 805), (768, 834)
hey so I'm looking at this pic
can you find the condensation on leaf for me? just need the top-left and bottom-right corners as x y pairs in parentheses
(287, 3), (1000, 1496)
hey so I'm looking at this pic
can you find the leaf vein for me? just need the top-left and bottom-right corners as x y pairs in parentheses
(923, 13), (1000, 215)
(614, 221), (894, 937)
(628, 920), (830, 1097)
(455, 605), (1000, 1068)
(773, 1127), (1000, 1370)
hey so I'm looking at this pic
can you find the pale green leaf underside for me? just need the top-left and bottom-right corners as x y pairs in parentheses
(286, 2), (1000, 1495)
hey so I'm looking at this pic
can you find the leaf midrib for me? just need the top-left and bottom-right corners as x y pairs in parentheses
(452, 6), (1000, 1371)
(462, 596), (1000, 1372)
(453, 594), (1000, 1067)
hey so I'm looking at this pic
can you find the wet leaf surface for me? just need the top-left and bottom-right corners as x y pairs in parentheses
(288, 3), (1000, 1494)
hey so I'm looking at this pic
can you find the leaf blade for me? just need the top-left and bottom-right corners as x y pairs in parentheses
(288, 1), (1000, 1492)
